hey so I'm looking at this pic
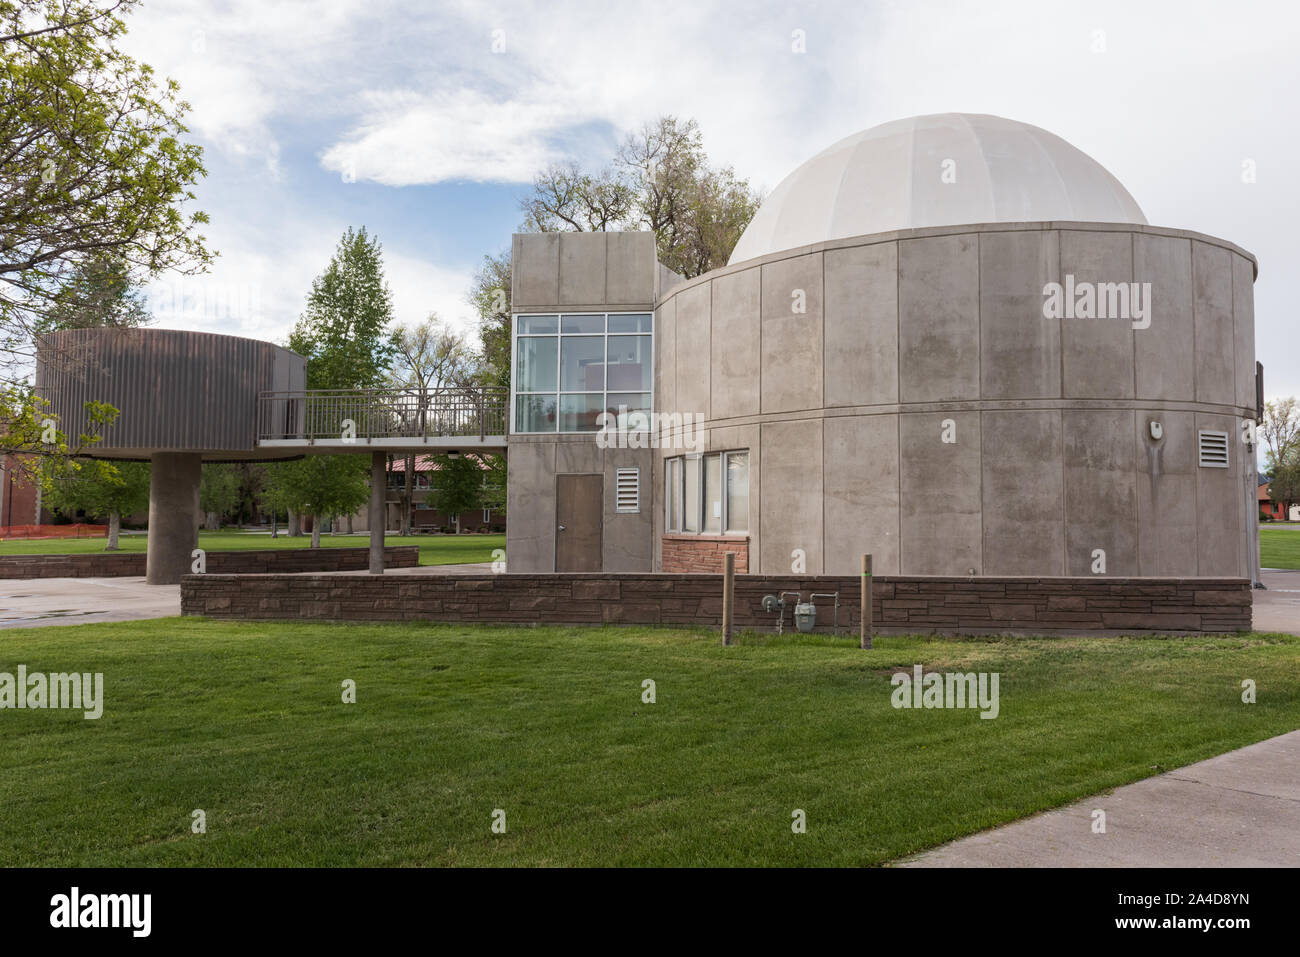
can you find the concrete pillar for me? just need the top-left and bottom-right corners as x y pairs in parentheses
(146, 452), (202, 585)
(369, 451), (385, 575)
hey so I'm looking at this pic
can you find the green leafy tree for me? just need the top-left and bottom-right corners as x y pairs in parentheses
(388, 315), (473, 534)
(200, 463), (240, 529)
(428, 454), (486, 533)
(263, 456), (368, 548)
(41, 456), (149, 549)
(1, 0), (209, 383)
(467, 252), (511, 392)
(288, 227), (396, 391)
(1269, 462), (1300, 519)
(519, 115), (760, 279)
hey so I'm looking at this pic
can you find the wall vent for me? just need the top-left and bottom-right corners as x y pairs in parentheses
(615, 468), (640, 512)
(1198, 430), (1230, 468)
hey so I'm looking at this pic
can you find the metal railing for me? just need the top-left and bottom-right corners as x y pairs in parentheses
(257, 387), (508, 443)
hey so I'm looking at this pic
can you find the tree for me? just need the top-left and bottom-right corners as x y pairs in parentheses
(1, 0), (209, 384)
(288, 227), (396, 391)
(41, 456), (149, 549)
(1262, 398), (1300, 473)
(428, 454), (486, 533)
(467, 251), (511, 392)
(518, 116), (761, 279)
(263, 456), (368, 548)
(199, 463), (239, 530)
(36, 251), (151, 333)
(1269, 461), (1300, 519)
(388, 315), (473, 534)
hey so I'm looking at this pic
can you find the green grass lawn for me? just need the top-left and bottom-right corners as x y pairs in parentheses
(1, 619), (1297, 867)
(1260, 525), (1300, 569)
(0, 530), (504, 567)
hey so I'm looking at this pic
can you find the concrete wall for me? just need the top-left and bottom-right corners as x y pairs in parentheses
(655, 221), (1259, 578)
(506, 231), (659, 572)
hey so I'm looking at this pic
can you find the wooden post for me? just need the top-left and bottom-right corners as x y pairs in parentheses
(722, 552), (735, 645)
(861, 553), (873, 649)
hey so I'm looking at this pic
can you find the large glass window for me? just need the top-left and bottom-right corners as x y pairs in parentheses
(512, 313), (653, 433)
(665, 450), (749, 535)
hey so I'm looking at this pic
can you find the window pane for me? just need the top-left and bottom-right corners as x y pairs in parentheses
(683, 457), (700, 532)
(515, 394), (556, 432)
(704, 454), (722, 533)
(606, 393), (651, 431)
(561, 314), (604, 334)
(517, 315), (558, 334)
(607, 313), (652, 333)
(666, 458), (680, 531)
(560, 336), (604, 391)
(726, 452), (749, 532)
(516, 336), (557, 392)
(606, 335), (652, 392)
(558, 394), (604, 432)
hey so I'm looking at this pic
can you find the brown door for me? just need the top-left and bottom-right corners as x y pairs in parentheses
(556, 474), (603, 571)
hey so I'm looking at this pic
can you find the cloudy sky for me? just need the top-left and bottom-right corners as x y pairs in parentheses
(124, 0), (1300, 395)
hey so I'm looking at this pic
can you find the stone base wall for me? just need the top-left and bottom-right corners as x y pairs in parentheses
(0, 546), (420, 579)
(660, 536), (749, 574)
(181, 573), (1252, 634)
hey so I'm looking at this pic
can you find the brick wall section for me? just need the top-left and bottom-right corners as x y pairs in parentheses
(661, 535), (749, 574)
(0, 546), (419, 579)
(181, 573), (1252, 634)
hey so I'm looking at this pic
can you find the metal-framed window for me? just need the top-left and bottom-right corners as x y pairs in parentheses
(664, 450), (749, 534)
(510, 312), (654, 433)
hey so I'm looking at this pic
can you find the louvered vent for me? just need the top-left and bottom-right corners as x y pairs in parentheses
(615, 468), (640, 512)
(1198, 430), (1229, 468)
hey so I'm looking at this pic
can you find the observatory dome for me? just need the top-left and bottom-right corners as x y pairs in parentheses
(728, 113), (1147, 265)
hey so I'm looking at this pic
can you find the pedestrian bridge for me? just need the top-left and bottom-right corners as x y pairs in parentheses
(256, 387), (509, 452)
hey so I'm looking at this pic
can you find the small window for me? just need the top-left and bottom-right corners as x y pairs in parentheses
(615, 468), (640, 513)
(1198, 430), (1229, 468)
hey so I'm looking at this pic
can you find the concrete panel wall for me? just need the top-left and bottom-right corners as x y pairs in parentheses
(1195, 411), (1244, 576)
(710, 269), (761, 419)
(824, 243), (898, 407)
(823, 414), (899, 574)
(760, 253), (824, 414)
(674, 281), (712, 421)
(759, 419), (822, 574)
(899, 234), (979, 402)
(981, 410), (1064, 575)
(1192, 241), (1236, 407)
(1059, 230), (1134, 398)
(1133, 233), (1194, 401)
(651, 222), (1256, 579)
(1063, 409), (1138, 575)
(899, 411), (982, 575)
(979, 230), (1060, 399)
(505, 439), (557, 572)
(512, 231), (657, 312)
(1232, 253), (1257, 412)
(1135, 409), (1198, 576)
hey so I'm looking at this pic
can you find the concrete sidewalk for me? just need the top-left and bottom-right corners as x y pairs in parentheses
(0, 576), (180, 629)
(900, 729), (1300, 867)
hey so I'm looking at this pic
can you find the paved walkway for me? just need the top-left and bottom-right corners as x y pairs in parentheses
(0, 576), (180, 629)
(900, 729), (1300, 867)
(0, 563), (496, 629)
(1253, 569), (1300, 635)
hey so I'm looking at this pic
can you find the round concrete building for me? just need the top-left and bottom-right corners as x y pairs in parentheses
(649, 113), (1260, 579)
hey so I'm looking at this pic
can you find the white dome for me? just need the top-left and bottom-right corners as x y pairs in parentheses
(729, 113), (1147, 265)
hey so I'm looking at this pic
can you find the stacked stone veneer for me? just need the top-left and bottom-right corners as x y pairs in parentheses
(181, 572), (1251, 634)
(0, 546), (419, 579)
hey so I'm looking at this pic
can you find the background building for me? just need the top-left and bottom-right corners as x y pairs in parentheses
(507, 113), (1262, 581)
